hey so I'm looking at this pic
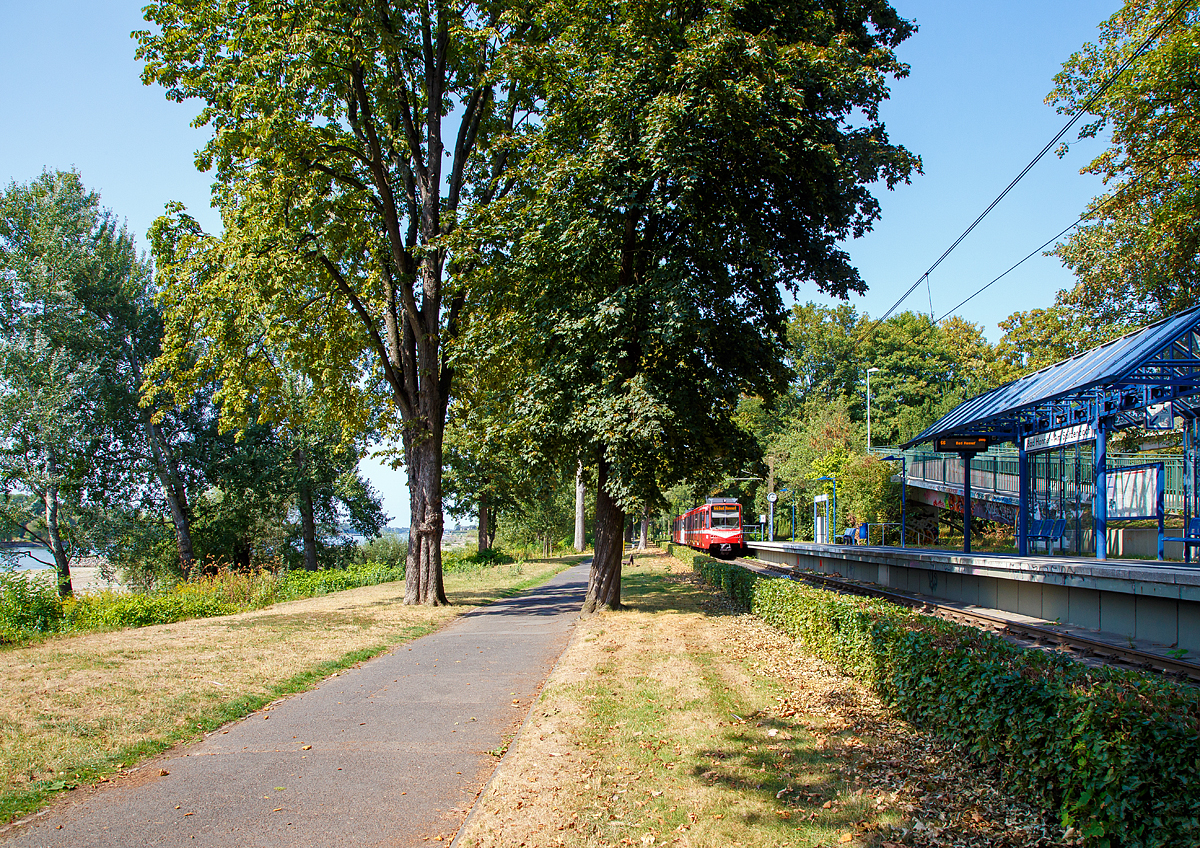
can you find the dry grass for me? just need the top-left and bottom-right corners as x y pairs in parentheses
(458, 550), (1069, 848)
(0, 558), (575, 822)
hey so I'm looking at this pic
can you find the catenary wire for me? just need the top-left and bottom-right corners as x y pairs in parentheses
(873, 0), (1194, 326)
(934, 218), (1083, 323)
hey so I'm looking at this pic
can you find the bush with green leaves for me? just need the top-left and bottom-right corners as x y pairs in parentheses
(274, 561), (405, 600)
(354, 534), (409, 571)
(0, 559), (408, 644)
(677, 549), (1200, 847)
(0, 569), (64, 642)
(64, 589), (236, 630)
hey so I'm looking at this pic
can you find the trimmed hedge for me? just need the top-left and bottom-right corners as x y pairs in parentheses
(678, 550), (1200, 848)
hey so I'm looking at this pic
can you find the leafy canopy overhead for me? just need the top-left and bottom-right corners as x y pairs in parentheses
(463, 0), (922, 508)
(1048, 0), (1200, 330)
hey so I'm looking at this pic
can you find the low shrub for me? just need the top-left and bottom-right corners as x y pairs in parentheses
(274, 561), (405, 600)
(0, 569), (64, 642)
(679, 549), (1200, 848)
(354, 535), (409, 571)
(442, 547), (515, 574)
(1, 559), (409, 643)
(64, 589), (236, 630)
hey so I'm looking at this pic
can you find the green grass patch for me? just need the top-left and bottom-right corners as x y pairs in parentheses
(679, 549), (1200, 848)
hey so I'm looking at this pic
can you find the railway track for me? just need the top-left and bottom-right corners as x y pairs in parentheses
(737, 556), (1200, 686)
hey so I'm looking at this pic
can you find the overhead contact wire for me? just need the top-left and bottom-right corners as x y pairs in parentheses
(873, 0), (1194, 326)
(934, 218), (1083, 323)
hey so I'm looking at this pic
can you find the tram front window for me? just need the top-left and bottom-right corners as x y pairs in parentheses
(711, 507), (740, 529)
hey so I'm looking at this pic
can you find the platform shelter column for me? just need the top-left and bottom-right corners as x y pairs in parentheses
(1094, 420), (1108, 561)
(1187, 417), (1196, 564)
(961, 452), (973, 554)
(1017, 434), (1029, 556)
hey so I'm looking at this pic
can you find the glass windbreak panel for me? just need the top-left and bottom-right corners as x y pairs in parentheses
(711, 506), (740, 528)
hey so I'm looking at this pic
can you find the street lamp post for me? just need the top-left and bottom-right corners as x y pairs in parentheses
(883, 454), (907, 548)
(866, 367), (881, 452)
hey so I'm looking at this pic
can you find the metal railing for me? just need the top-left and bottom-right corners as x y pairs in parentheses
(874, 446), (1188, 513)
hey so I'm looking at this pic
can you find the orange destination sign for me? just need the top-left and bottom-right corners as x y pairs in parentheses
(935, 435), (990, 453)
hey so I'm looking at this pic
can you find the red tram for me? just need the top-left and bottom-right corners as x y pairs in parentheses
(672, 498), (744, 559)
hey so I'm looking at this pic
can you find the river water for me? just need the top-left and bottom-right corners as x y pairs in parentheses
(0, 545), (53, 572)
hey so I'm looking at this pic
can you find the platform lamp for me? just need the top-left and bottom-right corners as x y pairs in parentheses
(866, 367), (881, 452)
(882, 454), (906, 548)
(816, 476), (837, 539)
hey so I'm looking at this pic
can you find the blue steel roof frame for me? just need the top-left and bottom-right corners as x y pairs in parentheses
(903, 304), (1200, 449)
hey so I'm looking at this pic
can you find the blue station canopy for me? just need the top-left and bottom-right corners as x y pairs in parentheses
(904, 304), (1200, 449)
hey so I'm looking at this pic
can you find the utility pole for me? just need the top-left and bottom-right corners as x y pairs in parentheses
(867, 366), (881, 451)
(767, 455), (776, 541)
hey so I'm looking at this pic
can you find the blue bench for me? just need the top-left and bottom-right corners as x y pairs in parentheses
(1021, 518), (1067, 555)
(1163, 517), (1200, 557)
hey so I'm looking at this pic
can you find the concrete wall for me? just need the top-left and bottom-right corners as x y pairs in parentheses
(748, 542), (1200, 652)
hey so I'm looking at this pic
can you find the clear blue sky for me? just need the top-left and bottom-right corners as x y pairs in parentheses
(1, 0), (1123, 527)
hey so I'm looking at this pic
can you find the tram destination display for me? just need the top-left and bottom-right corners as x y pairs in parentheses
(935, 435), (990, 453)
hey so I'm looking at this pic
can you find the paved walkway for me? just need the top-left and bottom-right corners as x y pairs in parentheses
(3, 562), (591, 848)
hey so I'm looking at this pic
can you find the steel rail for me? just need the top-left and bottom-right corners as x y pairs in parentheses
(736, 557), (1200, 686)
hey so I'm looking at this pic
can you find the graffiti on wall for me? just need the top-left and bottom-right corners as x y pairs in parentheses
(913, 488), (1019, 526)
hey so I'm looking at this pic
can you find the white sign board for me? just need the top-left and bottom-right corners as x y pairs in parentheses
(1105, 465), (1161, 520)
(1145, 401), (1174, 431)
(1024, 423), (1095, 452)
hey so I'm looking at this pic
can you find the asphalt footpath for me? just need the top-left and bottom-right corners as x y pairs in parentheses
(2, 561), (591, 848)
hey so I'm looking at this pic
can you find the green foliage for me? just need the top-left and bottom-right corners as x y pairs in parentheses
(0, 560), (407, 643)
(680, 550), (1200, 846)
(996, 305), (1112, 377)
(752, 396), (897, 536)
(441, 546), (517, 575)
(685, 552), (759, 612)
(0, 570), (64, 642)
(780, 304), (1012, 447)
(461, 0), (921, 539)
(1048, 0), (1200, 332)
(272, 562), (404, 601)
(354, 535), (409, 572)
(464, 547), (515, 567)
(64, 589), (237, 630)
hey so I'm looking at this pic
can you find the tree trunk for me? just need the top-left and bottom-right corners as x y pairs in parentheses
(300, 484), (319, 571)
(43, 486), (72, 598)
(123, 339), (196, 578)
(638, 504), (649, 549)
(582, 457), (623, 614)
(143, 419), (195, 577)
(574, 461), (586, 552)
(477, 493), (490, 552)
(405, 434), (448, 605)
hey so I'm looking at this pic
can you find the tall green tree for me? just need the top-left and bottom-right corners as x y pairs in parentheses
(1048, 0), (1200, 329)
(1, 171), (225, 582)
(468, 0), (920, 611)
(0, 336), (104, 596)
(0, 172), (127, 595)
(138, 0), (539, 604)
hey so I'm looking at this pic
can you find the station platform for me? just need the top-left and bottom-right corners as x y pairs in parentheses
(746, 541), (1200, 655)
